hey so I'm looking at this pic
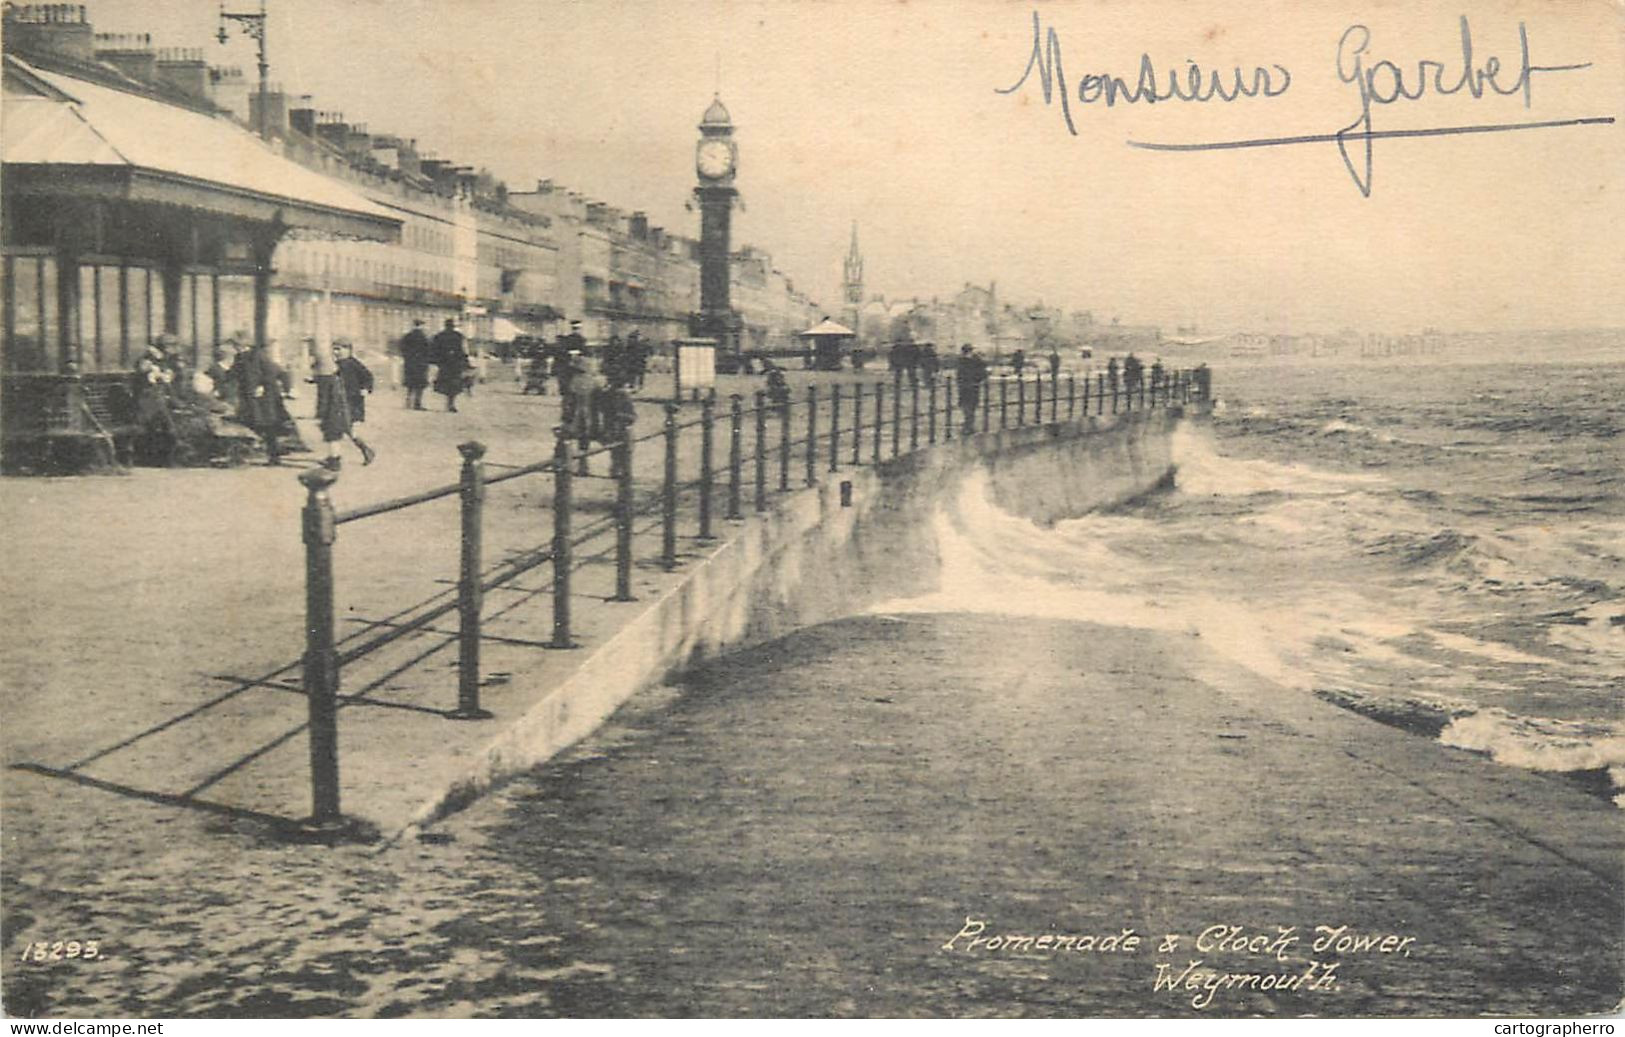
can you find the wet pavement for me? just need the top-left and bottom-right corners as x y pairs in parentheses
(5, 614), (1619, 1017)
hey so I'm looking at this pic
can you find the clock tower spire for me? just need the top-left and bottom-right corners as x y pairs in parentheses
(842, 221), (864, 342)
(692, 94), (740, 359)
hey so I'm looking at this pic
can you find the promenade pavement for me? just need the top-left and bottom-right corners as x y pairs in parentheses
(0, 365), (940, 849)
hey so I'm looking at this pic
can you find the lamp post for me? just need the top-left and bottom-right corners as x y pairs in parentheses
(218, 0), (270, 141)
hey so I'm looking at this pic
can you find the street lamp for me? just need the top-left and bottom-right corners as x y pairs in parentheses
(217, 0), (269, 141)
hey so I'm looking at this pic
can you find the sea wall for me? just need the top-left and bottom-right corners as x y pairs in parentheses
(410, 404), (1199, 830)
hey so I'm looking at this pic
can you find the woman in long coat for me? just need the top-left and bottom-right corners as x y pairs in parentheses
(233, 340), (293, 465)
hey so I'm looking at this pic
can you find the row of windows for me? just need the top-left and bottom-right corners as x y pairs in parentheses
(3, 254), (254, 375)
(279, 242), (455, 293)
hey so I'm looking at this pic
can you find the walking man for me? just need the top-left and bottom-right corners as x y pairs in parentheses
(431, 318), (469, 413)
(956, 344), (988, 434)
(401, 319), (432, 410)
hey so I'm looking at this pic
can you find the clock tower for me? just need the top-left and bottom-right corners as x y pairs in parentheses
(692, 95), (740, 356)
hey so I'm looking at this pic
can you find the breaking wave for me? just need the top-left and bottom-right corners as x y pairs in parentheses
(871, 428), (1625, 805)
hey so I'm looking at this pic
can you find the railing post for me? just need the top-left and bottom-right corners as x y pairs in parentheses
(779, 393), (791, 491)
(908, 376), (920, 452)
(1068, 373), (1076, 420)
(873, 382), (884, 464)
(829, 384), (841, 472)
(1050, 369), (1059, 423)
(1033, 372), (1043, 425)
(611, 432), (636, 602)
(754, 391), (768, 512)
(727, 394), (743, 521)
(1140, 377), (1147, 410)
(1097, 373), (1105, 417)
(451, 441), (493, 719)
(805, 384), (818, 487)
(891, 372), (902, 457)
(1017, 373), (1027, 426)
(698, 395), (716, 540)
(300, 467), (343, 827)
(982, 379), (991, 434)
(662, 402), (679, 569)
(548, 434), (578, 649)
(852, 382), (864, 465)
(928, 376), (938, 444)
(944, 375), (954, 442)
(999, 376), (1008, 429)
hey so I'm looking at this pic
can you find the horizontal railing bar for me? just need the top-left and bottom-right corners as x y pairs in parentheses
(336, 481), (461, 524)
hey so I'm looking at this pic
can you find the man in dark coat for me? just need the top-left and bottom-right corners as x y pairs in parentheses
(431, 318), (468, 413)
(956, 344), (988, 434)
(400, 319), (432, 410)
(233, 339), (291, 464)
(555, 320), (587, 424)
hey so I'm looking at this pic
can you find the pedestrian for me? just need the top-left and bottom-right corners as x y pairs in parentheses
(567, 355), (607, 451)
(1106, 355), (1120, 394)
(203, 342), (237, 401)
(1193, 362), (1212, 401)
(132, 337), (179, 465)
(1011, 348), (1027, 377)
(956, 344), (988, 434)
(627, 330), (649, 390)
(766, 366), (791, 407)
(1048, 348), (1061, 379)
(334, 338), (378, 466)
(400, 319), (432, 410)
(521, 338), (551, 395)
(431, 318), (468, 413)
(233, 337), (292, 465)
(310, 341), (372, 469)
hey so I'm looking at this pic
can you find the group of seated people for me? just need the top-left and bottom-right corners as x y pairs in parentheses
(130, 333), (300, 466)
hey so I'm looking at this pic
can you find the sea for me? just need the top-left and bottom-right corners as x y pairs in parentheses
(880, 335), (1625, 805)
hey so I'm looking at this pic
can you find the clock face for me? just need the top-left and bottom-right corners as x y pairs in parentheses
(697, 139), (734, 179)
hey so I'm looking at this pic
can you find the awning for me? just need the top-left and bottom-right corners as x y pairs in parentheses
(2, 56), (400, 242)
(798, 318), (855, 338)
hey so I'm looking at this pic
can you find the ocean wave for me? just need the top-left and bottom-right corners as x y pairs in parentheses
(1439, 709), (1625, 794)
(1171, 426), (1386, 497)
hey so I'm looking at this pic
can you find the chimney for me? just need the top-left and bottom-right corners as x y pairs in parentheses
(210, 66), (250, 123)
(314, 112), (351, 149)
(155, 47), (209, 99)
(629, 211), (650, 241)
(248, 85), (290, 137)
(93, 31), (156, 83)
(5, 5), (96, 63)
(288, 105), (317, 137)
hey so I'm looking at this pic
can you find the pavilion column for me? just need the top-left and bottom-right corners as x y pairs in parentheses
(250, 217), (286, 355)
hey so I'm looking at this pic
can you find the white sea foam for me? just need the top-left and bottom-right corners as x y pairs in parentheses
(871, 457), (1625, 803)
(1546, 598), (1625, 660)
(1171, 425), (1386, 498)
(1440, 709), (1625, 778)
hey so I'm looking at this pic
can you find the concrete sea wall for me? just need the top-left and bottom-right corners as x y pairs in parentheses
(411, 405), (1196, 830)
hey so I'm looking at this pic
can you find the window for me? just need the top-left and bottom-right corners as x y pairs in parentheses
(4, 254), (52, 372)
(126, 267), (151, 357)
(98, 266), (122, 366)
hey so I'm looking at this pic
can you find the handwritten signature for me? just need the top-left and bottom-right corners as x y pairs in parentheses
(998, 11), (1611, 197)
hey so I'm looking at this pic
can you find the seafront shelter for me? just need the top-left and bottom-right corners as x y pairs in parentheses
(1, 43), (399, 469)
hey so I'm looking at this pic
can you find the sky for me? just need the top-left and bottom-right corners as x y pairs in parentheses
(79, 0), (1625, 334)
